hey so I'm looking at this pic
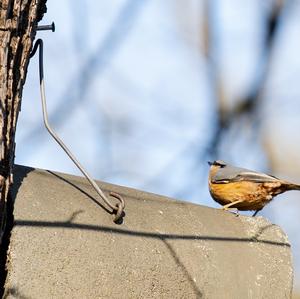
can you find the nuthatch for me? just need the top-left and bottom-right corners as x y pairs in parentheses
(208, 160), (300, 216)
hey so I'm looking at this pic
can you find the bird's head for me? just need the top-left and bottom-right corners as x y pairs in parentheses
(207, 160), (227, 181)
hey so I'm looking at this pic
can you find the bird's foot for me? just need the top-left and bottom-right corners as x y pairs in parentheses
(222, 207), (240, 217)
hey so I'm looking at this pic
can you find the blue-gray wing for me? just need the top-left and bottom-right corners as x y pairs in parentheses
(212, 165), (279, 184)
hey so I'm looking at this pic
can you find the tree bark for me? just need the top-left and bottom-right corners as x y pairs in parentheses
(0, 0), (47, 236)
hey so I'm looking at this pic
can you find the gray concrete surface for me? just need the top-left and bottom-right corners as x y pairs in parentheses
(3, 165), (293, 298)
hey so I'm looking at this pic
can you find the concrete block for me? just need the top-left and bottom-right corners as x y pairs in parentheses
(3, 165), (293, 298)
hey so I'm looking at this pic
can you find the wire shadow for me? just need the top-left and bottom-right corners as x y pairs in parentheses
(14, 219), (290, 248)
(162, 239), (203, 298)
(13, 218), (288, 298)
(46, 170), (111, 214)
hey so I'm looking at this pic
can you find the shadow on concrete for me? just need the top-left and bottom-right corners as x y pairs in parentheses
(46, 169), (191, 207)
(0, 165), (34, 298)
(14, 217), (288, 298)
(14, 219), (290, 247)
(252, 223), (277, 240)
(162, 239), (204, 298)
(11, 165), (35, 201)
(46, 170), (112, 214)
(13, 217), (287, 298)
(46, 170), (128, 224)
(3, 286), (30, 299)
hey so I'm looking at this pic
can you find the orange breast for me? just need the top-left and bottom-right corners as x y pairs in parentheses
(209, 181), (272, 211)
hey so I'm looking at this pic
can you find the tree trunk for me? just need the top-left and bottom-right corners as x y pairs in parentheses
(0, 0), (47, 237)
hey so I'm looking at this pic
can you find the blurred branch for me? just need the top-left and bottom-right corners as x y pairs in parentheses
(140, 1), (289, 199)
(204, 0), (286, 159)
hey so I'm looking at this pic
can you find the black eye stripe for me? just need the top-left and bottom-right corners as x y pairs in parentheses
(213, 160), (226, 167)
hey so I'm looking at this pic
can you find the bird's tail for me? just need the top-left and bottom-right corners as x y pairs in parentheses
(285, 182), (300, 191)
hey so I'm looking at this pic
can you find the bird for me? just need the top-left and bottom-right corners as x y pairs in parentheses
(208, 160), (300, 216)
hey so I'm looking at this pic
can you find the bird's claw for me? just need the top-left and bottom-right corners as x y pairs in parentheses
(222, 207), (240, 217)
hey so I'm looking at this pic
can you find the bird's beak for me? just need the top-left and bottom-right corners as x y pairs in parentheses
(207, 161), (213, 166)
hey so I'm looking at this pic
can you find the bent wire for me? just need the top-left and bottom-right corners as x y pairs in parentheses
(30, 39), (125, 223)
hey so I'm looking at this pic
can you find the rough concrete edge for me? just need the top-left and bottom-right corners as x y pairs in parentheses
(239, 214), (294, 297)
(239, 215), (290, 244)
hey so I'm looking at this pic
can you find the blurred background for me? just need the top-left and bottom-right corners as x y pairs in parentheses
(15, 0), (300, 295)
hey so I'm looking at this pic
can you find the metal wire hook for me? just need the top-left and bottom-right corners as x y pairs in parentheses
(30, 39), (125, 223)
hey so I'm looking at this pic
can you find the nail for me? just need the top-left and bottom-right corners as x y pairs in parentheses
(37, 22), (55, 32)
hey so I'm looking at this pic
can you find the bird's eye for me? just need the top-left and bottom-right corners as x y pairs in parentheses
(214, 160), (226, 167)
